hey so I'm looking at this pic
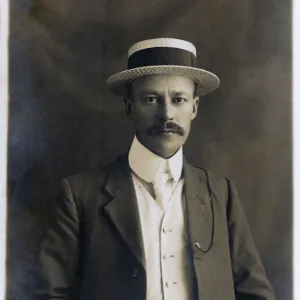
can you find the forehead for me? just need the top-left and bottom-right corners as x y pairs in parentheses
(130, 74), (195, 93)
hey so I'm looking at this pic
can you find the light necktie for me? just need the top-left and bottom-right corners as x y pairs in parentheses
(152, 170), (173, 212)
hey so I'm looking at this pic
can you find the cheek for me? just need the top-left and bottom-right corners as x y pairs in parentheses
(133, 107), (156, 127)
(135, 105), (156, 119)
(177, 106), (194, 122)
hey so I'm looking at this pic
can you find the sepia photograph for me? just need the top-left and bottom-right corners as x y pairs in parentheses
(4, 0), (293, 299)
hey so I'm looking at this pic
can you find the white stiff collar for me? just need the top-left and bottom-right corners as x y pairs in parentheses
(128, 135), (183, 183)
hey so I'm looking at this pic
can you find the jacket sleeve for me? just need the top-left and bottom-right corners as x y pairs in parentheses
(29, 178), (80, 299)
(226, 178), (276, 300)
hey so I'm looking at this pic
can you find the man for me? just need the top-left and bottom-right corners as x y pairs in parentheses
(30, 38), (275, 299)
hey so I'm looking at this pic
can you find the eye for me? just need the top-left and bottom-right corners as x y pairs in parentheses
(144, 96), (158, 104)
(173, 97), (187, 104)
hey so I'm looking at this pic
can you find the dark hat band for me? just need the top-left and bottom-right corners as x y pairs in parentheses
(128, 47), (196, 69)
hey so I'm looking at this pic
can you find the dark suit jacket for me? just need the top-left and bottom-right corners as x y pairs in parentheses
(29, 155), (275, 300)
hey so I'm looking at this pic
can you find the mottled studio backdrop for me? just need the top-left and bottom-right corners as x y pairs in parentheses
(7, 0), (292, 299)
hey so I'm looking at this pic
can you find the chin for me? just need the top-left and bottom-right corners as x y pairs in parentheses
(150, 135), (185, 156)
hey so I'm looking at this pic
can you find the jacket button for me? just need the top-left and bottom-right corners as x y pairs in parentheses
(131, 268), (138, 278)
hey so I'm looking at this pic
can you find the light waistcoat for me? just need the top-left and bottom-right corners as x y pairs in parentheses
(129, 136), (195, 300)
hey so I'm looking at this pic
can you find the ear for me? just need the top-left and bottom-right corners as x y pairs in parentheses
(124, 97), (134, 119)
(191, 96), (199, 120)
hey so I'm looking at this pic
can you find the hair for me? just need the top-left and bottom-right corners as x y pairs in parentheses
(193, 82), (198, 98)
(126, 79), (198, 101)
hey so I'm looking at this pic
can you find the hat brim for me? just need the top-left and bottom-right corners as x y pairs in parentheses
(106, 65), (220, 97)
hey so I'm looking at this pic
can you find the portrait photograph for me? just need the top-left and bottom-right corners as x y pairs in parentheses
(4, 0), (293, 299)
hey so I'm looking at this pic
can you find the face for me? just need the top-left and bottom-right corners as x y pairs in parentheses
(124, 74), (199, 158)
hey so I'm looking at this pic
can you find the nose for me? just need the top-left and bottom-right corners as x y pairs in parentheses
(158, 98), (175, 121)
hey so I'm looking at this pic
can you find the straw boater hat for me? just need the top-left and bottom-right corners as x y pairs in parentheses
(106, 38), (220, 97)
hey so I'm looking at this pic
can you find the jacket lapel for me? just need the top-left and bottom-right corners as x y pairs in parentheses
(183, 159), (214, 258)
(103, 156), (146, 269)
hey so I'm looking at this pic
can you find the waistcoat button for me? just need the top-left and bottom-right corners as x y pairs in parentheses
(163, 254), (174, 260)
(166, 281), (177, 287)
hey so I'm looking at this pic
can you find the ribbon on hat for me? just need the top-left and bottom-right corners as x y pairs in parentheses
(128, 47), (196, 69)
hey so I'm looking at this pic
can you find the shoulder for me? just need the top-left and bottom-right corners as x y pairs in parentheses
(189, 163), (230, 188)
(65, 165), (110, 187)
(62, 156), (125, 196)
(187, 163), (233, 203)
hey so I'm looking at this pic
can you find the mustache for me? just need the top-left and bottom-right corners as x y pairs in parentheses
(147, 122), (185, 136)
